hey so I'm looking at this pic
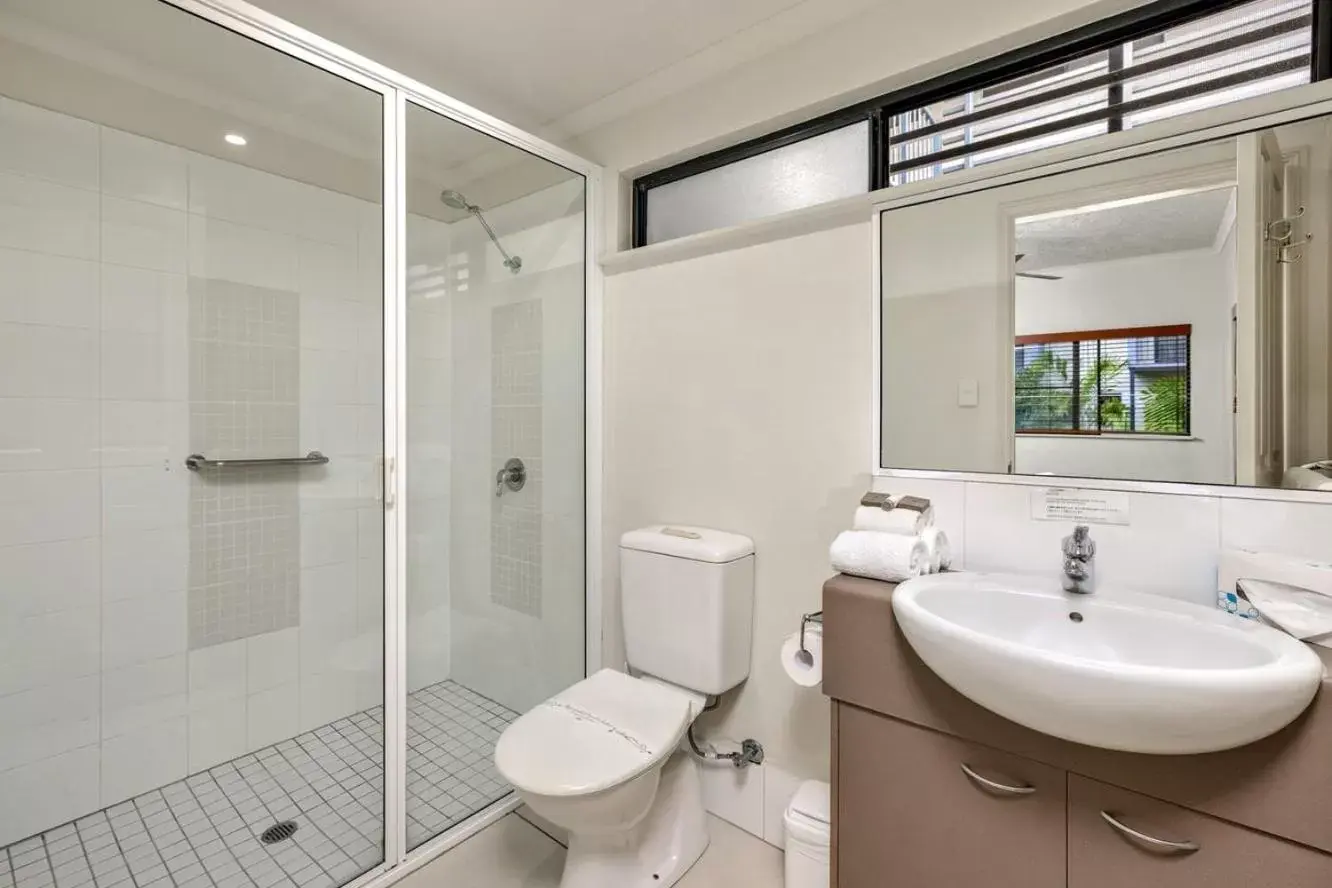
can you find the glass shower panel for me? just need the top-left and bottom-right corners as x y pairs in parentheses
(0, 2), (385, 886)
(403, 100), (585, 848)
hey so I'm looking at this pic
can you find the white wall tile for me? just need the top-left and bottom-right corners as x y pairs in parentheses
(188, 697), (247, 772)
(188, 640), (248, 712)
(0, 324), (98, 398)
(760, 763), (804, 850)
(102, 654), (188, 739)
(100, 329), (188, 401)
(300, 405), (361, 457)
(188, 153), (360, 248)
(247, 627), (299, 694)
(0, 537), (99, 618)
(0, 96), (97, 188)
(100, 264), (187, 335)
(102, 197), (187, 273)
(300, 295), (360, 351)
(0, 606), (100, 697)
(0, 469), (99, 547)
(102, 527), (188, 603)
(0, 676), (99, 772)
(100, 717), (188, 807)
(298, 673), (360, 733)
(102, 590), (187, 670)
(0, 398), (99, 471)
(0, 172), (99, 259)
(1220, 497), (1332, 562)
(100, 128), (187, 211)
(188, 214), (299, 292)
(0, 746), (100, 848)
(299, 237), (360, 303)
(300, 348), (360, 405)
(962, 482), (1221, 605)
(700, 754), (765, 839)
(0, 247), (97, 328)
(246, 682), (299, 749)
(101, 465), (188, 535)
(300, 509), (358, 568)
(100, 400), (188, 467)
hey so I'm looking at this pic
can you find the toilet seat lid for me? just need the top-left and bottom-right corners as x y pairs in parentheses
(495, 669), (692, 797)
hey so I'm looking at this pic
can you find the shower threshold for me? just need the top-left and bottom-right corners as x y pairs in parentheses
(0, 681), (518, 888)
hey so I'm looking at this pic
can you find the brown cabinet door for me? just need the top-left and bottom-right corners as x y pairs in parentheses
(836, 703), (1066, 888)
(1069, 775), (1332, 888)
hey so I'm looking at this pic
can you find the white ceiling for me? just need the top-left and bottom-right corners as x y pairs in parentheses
(248, 0), (870, 137)
(1016, 187), (1236, 271)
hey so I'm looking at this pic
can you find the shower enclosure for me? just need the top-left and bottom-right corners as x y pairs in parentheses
(0, 2), (598, 888)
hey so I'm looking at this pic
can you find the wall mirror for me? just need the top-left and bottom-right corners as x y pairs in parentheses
(879, 112), (1332, 493)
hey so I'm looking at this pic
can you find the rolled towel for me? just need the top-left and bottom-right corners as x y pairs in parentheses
(853, 504), (934, 536)
(831, 530), (928, 583)
(921, 526), (952, 573)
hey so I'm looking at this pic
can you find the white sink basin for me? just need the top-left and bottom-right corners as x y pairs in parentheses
(892, 572), (1325, 754)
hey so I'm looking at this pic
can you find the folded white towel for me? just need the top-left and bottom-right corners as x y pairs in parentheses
(831, 530), (928, 583)
(921, 526), (952, 573)
(853, 504), (934, 536)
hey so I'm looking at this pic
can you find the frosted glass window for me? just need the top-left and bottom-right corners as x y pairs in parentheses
(644, 121), (869, 245)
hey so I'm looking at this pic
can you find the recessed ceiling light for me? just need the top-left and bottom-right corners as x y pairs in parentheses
(224, 133), (248, 147)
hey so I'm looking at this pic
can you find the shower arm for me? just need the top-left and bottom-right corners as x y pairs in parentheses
(469, 207), (522, 273)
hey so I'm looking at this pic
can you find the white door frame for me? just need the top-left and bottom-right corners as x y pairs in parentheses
(156, 0), (604, 881)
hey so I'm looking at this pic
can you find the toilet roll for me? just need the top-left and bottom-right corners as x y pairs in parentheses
(781, 624), (823, 687)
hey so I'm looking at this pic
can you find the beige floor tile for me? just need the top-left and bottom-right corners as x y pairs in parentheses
(401, 812), (784, 888)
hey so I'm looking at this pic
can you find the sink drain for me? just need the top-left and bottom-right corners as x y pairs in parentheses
(260, 821), (298, 845)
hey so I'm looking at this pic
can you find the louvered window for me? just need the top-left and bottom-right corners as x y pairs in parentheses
(1014, 325), (1192, 436)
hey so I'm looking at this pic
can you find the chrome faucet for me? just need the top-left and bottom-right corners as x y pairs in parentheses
(1061, 525), (1096, 594)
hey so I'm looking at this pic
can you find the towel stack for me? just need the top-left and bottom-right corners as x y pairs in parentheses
(830, 493), (951, 584)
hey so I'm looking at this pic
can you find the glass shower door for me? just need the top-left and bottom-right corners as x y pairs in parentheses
(402, 99), (587, 849)
(0, 2), (386, 886)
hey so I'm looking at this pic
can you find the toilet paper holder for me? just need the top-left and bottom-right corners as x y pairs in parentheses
(798, 610), (823, 660)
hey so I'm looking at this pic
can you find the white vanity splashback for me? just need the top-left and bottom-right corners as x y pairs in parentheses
(872, 477), (1332, 608)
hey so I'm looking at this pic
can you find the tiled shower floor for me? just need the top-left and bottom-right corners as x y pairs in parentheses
(0, 681), (518, 888)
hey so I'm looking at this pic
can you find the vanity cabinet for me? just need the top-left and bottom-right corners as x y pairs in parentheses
(836, 704), (1065, 888)
(823, 574), (1332, 888)
(1068, 775), (1332, 888)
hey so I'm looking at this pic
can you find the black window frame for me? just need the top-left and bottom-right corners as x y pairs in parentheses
(632, 0), (1332, 247)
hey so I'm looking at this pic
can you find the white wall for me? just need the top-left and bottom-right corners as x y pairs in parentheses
(1014, 245), (1235, 484)
(0, 95), (384, 845)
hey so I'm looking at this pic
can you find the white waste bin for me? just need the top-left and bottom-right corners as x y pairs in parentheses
(784, 779), (831, 888)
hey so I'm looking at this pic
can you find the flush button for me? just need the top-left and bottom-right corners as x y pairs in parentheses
(660, 527), (702, 539)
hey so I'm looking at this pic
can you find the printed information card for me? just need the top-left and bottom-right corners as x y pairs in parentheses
(1031, 487), (1131, 526)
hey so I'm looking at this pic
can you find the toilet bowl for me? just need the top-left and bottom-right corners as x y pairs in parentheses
(495, 669), (710, 888)
(496, 525), (755, 888)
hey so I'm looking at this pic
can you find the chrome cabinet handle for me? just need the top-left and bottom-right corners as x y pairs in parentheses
(1100, 811), (1200, 855)
(959, 763), (1036, 796)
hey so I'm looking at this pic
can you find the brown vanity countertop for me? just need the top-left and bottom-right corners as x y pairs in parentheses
(822, 573), (1332, 855)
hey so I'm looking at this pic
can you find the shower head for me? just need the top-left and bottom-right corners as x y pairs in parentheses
(439, 189), (522, 274)
(439, 189), (474, 212)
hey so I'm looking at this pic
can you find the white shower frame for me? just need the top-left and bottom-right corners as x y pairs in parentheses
(158, 0), (605, 883)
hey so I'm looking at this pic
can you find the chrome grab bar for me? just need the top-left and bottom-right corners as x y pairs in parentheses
(184, 451), (329, 471)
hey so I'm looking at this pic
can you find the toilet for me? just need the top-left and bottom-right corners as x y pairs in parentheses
(494, 525), (755, 888)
